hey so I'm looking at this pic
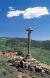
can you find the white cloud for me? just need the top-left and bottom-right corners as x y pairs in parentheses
(7, 7), (49, 19)
(9, 7), (14, 10)
(7, 10), (23, 17)
(23, 7), (49, 19)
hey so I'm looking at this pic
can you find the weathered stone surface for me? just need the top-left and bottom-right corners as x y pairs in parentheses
(16, 72), (32, 78)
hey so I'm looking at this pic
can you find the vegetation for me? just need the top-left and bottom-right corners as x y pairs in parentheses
(18, 47), (50, 65)
(0, 37), (50, 64)
(0, 37), (50, 78)
(0, 56), (17, 78)
(0, 37), (50, 50)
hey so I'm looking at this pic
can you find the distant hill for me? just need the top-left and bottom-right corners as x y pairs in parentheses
(0, 37), (50, 51)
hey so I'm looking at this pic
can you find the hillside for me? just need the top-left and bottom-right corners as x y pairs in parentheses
(0, 38), (50, 78)
(19, 47), (50, 65)
(0, 37), (50, 64)
(0, 56), (32, 78)
(0, 37), (50, 50)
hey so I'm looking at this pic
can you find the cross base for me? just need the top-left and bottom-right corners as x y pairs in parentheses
(26, 53), (32, 59)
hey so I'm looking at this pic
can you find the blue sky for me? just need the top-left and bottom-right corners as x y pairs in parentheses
(0, 0), (50, 40)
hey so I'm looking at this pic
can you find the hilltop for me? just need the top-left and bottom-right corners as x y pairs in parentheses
(0, 37), (50, 78)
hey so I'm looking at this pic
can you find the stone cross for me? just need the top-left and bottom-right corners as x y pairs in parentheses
(26, 27), (33, 54)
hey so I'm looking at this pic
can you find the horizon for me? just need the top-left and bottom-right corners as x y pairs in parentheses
(0, 37), (50, 41)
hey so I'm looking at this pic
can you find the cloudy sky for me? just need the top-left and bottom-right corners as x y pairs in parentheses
(0, 0), (50, 40)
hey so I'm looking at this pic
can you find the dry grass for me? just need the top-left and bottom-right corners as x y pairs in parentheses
(16, 72), (32, 78)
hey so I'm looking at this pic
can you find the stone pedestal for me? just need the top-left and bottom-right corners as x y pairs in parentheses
(26, 53), (32, 59)
(25, 53), (36, 63)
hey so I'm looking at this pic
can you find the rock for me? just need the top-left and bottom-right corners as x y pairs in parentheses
(35, 65), (42, 72)
(26, 53), (33, 59)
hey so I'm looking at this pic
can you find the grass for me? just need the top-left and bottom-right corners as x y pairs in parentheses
(20, 47), (50, 65)
(0, 56), (17, 78)
(0, 46), (50, 64)
(31, 47), (50, 64)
